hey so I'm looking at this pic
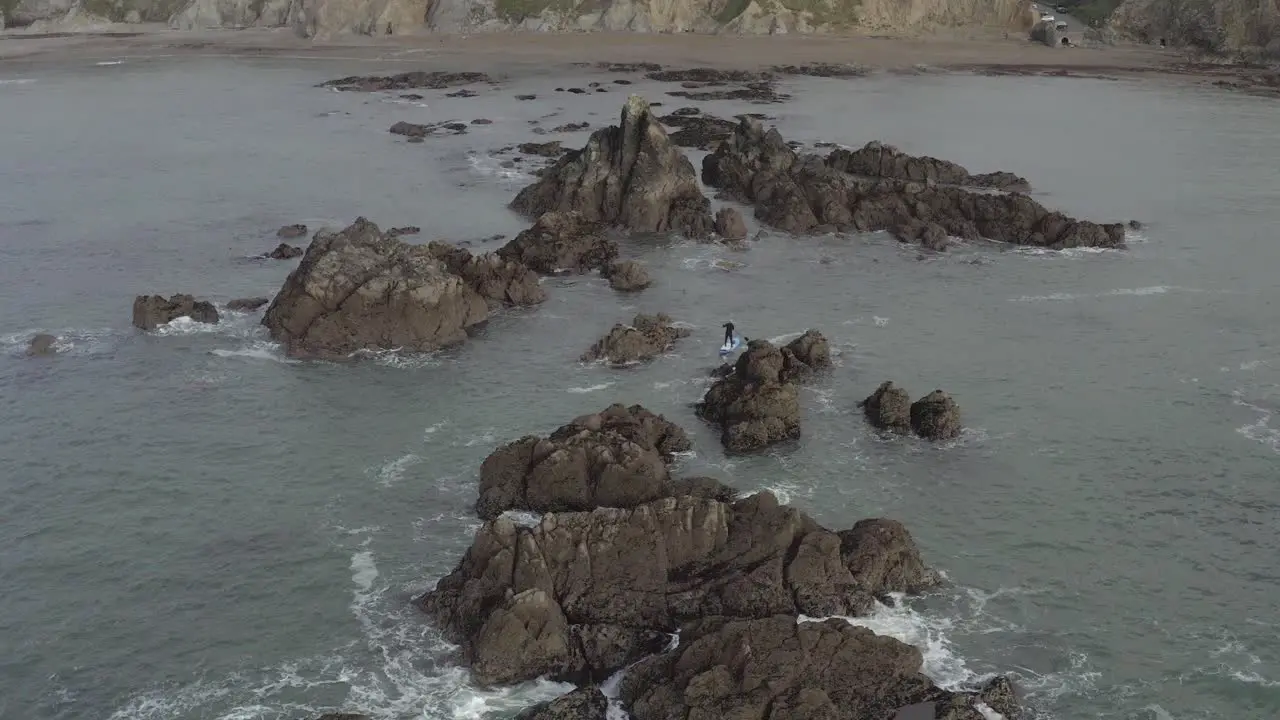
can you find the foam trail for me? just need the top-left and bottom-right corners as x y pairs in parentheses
(567, 382), (614, 394)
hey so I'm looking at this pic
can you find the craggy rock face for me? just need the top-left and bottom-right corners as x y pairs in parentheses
(859, 380), (913, 434)
(714, 207), (748, 240)
(510, 95), (714, 239)
(427, 241), (548, 309)
(267, 243), (303, 260)
(420, 404), (1019, 718)
(277, 223), (308, 239)
(227, 297), (271, 312)
(696, 332), (832, 452)
(498, 211), (619, 275)
(581, 313), (687, 365)
(26, 334), (58, 356)
(703, 117), (1126, 250)
(475, 402), (693, 520)
(260, 217), (490, 358)
(910, 389), (963, 441)
(601, 259), (652, 291)
(132, 294), (220, 331)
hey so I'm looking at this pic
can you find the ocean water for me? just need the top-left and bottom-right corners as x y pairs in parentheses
(1, 54), (1278, 720)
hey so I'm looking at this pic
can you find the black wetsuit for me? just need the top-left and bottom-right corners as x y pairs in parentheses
(723, 323), (735, 346)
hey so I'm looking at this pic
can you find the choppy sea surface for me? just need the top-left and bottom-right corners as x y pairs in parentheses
(1, 54), (1278, 720)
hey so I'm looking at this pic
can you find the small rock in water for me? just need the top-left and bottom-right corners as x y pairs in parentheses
(399, 93), (423, 100)
(387, 226), (421, 238)
(27, 333), (57, 356)
(267, 243), (303, 260)
(446, 88), (478, 98)
(567, 87), (586, 94)
(227, 297), (270, 311)
(276, 223), (307, 239)
(132, 294), (220, 331)
(602, 259), (652, 291)
(471, 118), (493, 125)
(614, 79), (632, 85)
(515, 94), (537, 100)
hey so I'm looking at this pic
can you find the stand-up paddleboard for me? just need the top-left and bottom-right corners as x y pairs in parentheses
(718, 335), (744, 356)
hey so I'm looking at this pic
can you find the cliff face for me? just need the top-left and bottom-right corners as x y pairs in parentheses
(1112, 0), (1280, 55)
(4, 0), (1025, 39)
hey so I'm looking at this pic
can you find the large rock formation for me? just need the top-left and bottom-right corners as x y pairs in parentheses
(132, 294), (220, 331)
(418, 404), (1021, 718)
(497, 211), (619, 275)
(703, 117), (1127, 250)
(510, 95), (714, 239)
(600, 259), (652, 291)
(859, 381), (963, 441)
(697, 331), (832, 452)
(260, 217), (540, 358)
(580, 313), (689, 365)
(474, 402), (693, 520)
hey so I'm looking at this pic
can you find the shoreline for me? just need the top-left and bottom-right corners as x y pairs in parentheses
(5, 26), (1274, 96)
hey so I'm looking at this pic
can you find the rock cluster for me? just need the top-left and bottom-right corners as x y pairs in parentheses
(132, 294), (220, 331)
(859, 381), (964, 441)
(510, 95), (714, 239)
(703, 117), (1126, 250)
(260, 217), (542, 358)
(417, 404), (1022, 720)
(580, 313), (688, 365)
(697, 330), (832, 452)
(600, 259), (651, 291)
(320, 71), (490, 92)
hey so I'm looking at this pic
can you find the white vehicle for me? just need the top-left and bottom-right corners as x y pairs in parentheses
(1055, 21), (1068, 30)
(1041, 13), (1055, 21)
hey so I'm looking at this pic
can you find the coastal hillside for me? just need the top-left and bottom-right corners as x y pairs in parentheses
(3, 0), (1031, 39)
(1111, 0), (1280, 55)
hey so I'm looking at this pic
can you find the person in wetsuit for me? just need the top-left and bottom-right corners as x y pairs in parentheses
(722, 322), (735, 347)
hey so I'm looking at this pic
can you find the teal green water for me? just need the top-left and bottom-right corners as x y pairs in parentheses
(1, 57), (1277, 720)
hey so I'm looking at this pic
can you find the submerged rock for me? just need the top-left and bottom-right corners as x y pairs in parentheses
(601, 259), (652, 291)
(132, 294), (220, 331)
(267, 243), (303, 260)
(321, 71), (490, 92)
(703, 118), (1125, 250)
(26, 333), (57, 356)
(515, 687), (609, 720)
(261, 218), (489, 358)
(276, 223), (308, 239)
(498, 211), (618, 275)
(581, 313), (689, 365)
(227, 297), (271, 312)
(510, 95), (714, 239)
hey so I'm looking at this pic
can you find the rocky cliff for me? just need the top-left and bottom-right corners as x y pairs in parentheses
(4, 0), (1029, 39)
(1112, 0), (1280, 55)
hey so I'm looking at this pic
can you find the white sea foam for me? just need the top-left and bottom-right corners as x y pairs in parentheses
(154, 316), (226, 335)
(1, 327), (119, 356)
(873, 316), (890, 327)
(567, 382), (615, 394)
(1232, 391), (1280, 454)
(0, 78), (36, 85)
(370, 454), (422, 488)
(499, 510), (542, 528)
(466, 152), (536, 183)
(1008, 286), (1200, 303)
(210, 341), (295, 364)
(96, 60), (124, 66)
(422, 421), (449, 439)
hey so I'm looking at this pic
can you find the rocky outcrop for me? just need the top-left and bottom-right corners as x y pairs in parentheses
(1030, 18), (1061, 46)
(859, 381), (963, 441)
(515, 687), (609, 720)
(277, 224), (308, 239)
(132, 294), (220, 331)
(498, 212), (619, 275)
(473, 402), (693, 520)
(703, 117), (1126, 250)
(227, 297), (271, 311)
(417, 405), (1020, 717)
(697, 331), (832, 452)
(320, 71), (490, 92)
(427, 241), (548, 308)
(714, 207), (748, 241)
(510, 95), (714, 239)
(580, 313), (688, 365)
(260, 217), (491, 358)
(601, 259), (652, 291)
(827, 140), (1029, 191)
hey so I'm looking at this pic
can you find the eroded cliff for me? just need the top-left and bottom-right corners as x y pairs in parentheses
(1111, 0), (1280, 55)
(4, 0), (1030, 39)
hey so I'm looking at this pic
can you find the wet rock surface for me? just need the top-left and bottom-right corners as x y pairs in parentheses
(276, 223), (307, 239)
(390, 121), (469, 139)
(601, 259), (652, 291)
(658, 110), (738, 150)
(427, 242), (548, 309)
(132, 294), (220, 331)
(703, 118), (1126, 249)
(697, 331), (832, 452)
(321, 71), (490, 92)
(510, 96), (714, 239)
(714, 207), (748, 240)
(580, 312), (688, 365)
(26, 333), (57, 356)
(227, 297), (270, 312)
(261, 218), (495, 358)
(827, 141), (1030, 191)
(266, 243), (303, 260)
(860, 382), (963, 441)
(418, 405), (1015, 715)
(498, 211), (619, 275)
